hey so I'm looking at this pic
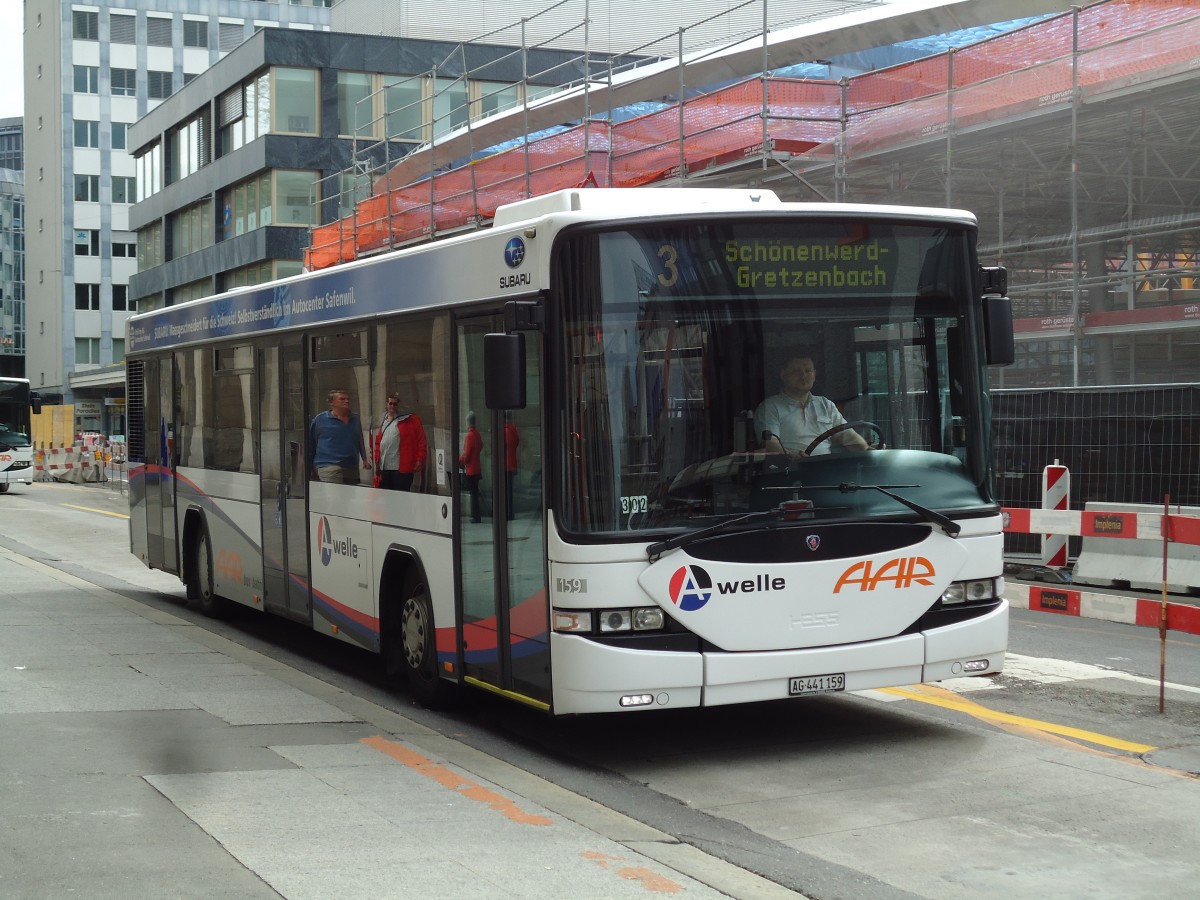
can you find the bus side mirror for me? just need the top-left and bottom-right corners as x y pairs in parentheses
(30, 391), (43, 415)
(982, 294), (1014, 366)
(484, 332), (526, 410)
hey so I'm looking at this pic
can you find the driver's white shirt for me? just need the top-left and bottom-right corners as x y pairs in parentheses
(753, 392), (847, 455)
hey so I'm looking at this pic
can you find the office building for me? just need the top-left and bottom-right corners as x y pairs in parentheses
(22, 0), (332, 434)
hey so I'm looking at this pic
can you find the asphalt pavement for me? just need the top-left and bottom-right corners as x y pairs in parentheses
(0, 543), (801, 899)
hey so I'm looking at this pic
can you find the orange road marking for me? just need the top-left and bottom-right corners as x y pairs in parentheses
(361, 735), (553, 826)
(581, 851), (685, 893)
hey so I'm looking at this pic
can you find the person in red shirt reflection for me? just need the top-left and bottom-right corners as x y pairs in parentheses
(459, 410), (483, 522)
(503, 412), (520, 521)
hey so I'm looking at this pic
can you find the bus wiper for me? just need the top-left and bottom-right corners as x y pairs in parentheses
(646, 502), (811, 562)
(807, 482), (961, 537)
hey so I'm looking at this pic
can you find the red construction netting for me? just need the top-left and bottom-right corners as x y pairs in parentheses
(306, 0), (1200, 270)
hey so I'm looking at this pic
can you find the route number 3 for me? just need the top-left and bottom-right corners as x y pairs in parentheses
(657, 244), (679, 287)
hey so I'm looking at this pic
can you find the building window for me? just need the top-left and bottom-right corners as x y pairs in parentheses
(73, 120), (100, 149)
(171, 201), (213, 258)
(218, 22), (244, 53)
(111, 123), (127, 150)
(276, 170), (317, 225)
(75, 338), (101, 365)
(74, 65), (99, 94)
(171, 111), (210, 182)
(74, 174), (101, 202)
(147, 16), (172, 47)
(385, 75), (424, 142)
(112, 240), (137, 258)
(74, 230), (101, 257)
(73, 11), (98, 41)
(109, 13), (135, 45)
(183, 20), (208, 48)
(112, 339), (126, 364)
(338, 72), (374, 137)
(148, 71), (173, 100)
(136, 142), (162, 201)
(112, 177), (137, 204)
(275, 67), (318, 135)
(75, 283), (100, 310)
(476, 80), (520, 119)
(219, 73), (271, 154)
(111, 68), (137, 97)
(137, 221), (164, 270)
(433, 77), (469, 140)
(113, 285), (133, 312)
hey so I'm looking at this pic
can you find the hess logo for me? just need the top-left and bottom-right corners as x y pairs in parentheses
(317, 516), (359, 567)
(834, 556), (936, 592)
(668, 564), (712, 611)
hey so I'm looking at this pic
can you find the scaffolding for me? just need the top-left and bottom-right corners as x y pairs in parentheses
(307, 0), (1200, 387)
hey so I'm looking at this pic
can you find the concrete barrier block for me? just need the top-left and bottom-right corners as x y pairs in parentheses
(1074, 501), (1200, 593)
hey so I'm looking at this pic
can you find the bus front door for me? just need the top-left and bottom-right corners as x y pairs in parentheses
(455, 317), (550, 708)
(258, 343), (310, 623)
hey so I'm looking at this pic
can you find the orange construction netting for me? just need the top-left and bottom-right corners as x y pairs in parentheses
(305, 0), (1200, 270)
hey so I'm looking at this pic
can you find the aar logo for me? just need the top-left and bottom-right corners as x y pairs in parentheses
(668, 564), (712, 611)
(503, 236), (526, 268)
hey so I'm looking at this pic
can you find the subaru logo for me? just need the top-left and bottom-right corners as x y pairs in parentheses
(503, 237), (526, 268)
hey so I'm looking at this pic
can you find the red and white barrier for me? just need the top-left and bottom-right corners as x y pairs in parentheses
(1007, 581), (1200, 637)
(33, 448), (109, 484)
(1040, 462), (1069, 567)
(1003, 507), (1200, 545)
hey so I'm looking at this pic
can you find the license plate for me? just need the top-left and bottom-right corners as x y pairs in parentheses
(789, 673), (845, 695)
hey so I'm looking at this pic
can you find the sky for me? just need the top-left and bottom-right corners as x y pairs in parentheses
(1, 2), (24, 120)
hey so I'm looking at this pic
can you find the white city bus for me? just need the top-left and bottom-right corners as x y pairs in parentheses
(126, 188), (1015, 714)
(0, 377), (40, 493)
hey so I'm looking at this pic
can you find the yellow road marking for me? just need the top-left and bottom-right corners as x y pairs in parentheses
(61, 503), (129, 520)
(880, 683), (1157, 754)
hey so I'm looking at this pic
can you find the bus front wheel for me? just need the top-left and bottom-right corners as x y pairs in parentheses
(396, 574), (455, 709)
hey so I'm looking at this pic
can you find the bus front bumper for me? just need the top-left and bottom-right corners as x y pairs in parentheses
(549, 600), (1008, 714)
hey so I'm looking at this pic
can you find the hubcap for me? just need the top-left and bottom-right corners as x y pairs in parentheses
(402, 594), (427, 670)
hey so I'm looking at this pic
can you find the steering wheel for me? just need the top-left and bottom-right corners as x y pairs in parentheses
(804, 421), (883, 456)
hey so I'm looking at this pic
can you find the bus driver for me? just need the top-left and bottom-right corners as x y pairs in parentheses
(754, 355), (870, 457)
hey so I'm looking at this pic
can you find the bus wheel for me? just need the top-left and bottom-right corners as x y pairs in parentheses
(0, 484), (9, 493)
(398, 575), (455, 709)
(190, 525), (227, 617)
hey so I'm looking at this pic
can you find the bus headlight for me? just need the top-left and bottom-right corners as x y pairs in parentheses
(599, 609), (633, 633)
(941, 577), (1003, 605)
(554, 606), (667, 634)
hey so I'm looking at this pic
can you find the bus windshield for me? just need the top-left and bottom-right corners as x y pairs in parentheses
(555, 218), (994, 536)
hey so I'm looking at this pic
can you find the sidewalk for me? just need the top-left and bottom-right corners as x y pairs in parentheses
(0, 545), (797, 899)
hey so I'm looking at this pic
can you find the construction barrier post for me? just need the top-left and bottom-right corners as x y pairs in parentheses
(1041, 460), (1070, 568)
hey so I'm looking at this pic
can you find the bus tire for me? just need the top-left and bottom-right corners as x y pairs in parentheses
(397, 573), (455, 709)
(0, 483), (9, 493)
(189, 522), (228, 618)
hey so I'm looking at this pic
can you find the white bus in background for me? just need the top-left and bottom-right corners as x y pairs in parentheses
(0, 377), (40, 493)
(125, 188), (1015, 714)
